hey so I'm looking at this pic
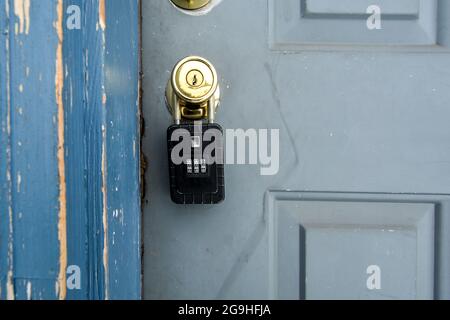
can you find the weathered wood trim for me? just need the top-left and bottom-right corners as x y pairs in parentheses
(0, 0), (14, 301)
(63, 0), (89, 300)
(1, 0), (62, 300)
(0, 0), (141, 300)
(103, 0), (142, 300)
(63, 0), (142, 300)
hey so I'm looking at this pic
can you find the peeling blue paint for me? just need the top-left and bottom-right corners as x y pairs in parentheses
(63, 0), (89, 300)
(1, 0), (141, 300)
(104, 0), (141, 300)
(0, 0), (12, 301)
(2, 0), (61, 300)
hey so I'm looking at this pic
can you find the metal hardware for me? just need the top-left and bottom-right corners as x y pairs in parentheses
(166, 56), (220, 124)
(165, 56), (225, 204)
(170, 0), (211, 10)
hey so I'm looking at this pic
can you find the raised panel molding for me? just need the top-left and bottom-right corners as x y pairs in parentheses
(266, 192), (450, 300)
(269, 0), (450, 51)
(305, 0), (420, 17)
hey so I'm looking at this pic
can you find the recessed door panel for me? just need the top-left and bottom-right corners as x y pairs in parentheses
(274, 199), (435, 299)
(269, 0), (448, 48)
(306, 0), (420, 16)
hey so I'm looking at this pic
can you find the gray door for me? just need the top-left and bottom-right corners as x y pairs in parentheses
(142, 0), (450, 300)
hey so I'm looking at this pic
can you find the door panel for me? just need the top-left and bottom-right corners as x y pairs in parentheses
(142, 0), (450, 299)
(306, 0), (420, 16)
(269, 192), (450, 300)
(270, 0), (446, 47)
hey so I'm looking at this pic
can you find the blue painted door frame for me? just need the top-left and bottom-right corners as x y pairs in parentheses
(0, 0), (141, 300)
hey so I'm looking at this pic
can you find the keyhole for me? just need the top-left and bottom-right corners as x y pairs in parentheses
(186, 70), (204, 88)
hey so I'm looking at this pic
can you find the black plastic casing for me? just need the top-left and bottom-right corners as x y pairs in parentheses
(167, 123), (225, 204)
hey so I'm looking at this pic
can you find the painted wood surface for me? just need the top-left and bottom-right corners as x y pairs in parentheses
(0, 0), (141, 300)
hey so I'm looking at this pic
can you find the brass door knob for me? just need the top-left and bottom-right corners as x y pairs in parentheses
(166, 56), (221, 123)
(170, 0), (211, 10)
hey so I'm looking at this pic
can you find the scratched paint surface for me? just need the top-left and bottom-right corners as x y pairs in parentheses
(104, 0), (141, 300)
(0, 0), (12, 300)
(62, 0), (87, 300)
(0, 0), (141, 300)
(0, 0), (61, 300)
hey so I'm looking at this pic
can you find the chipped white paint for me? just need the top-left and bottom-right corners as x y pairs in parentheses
(6, 271), (14, 300)
(5, 43), (10, 137)
(18, 84), (23, 92)
(13, 0), (30, 35)
(55, 281), (59, 298)
(17, 172), (21, 193)
(5, 0), (15, 301)
(26, 281), (32, 300)
(112, 208), (124, 226)
(69, 81), (73, 109)
(99, 1), (109, 299)
(55, 0), (68, 300)
(101, 124), (109, 300)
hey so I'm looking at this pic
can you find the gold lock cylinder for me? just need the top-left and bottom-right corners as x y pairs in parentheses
(166, 56), (220, 123)
(170, 0), (211, 10)
(171, 0), (211, 10)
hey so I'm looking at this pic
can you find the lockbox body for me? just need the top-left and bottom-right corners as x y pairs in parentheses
(167, 123), (225, 204)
